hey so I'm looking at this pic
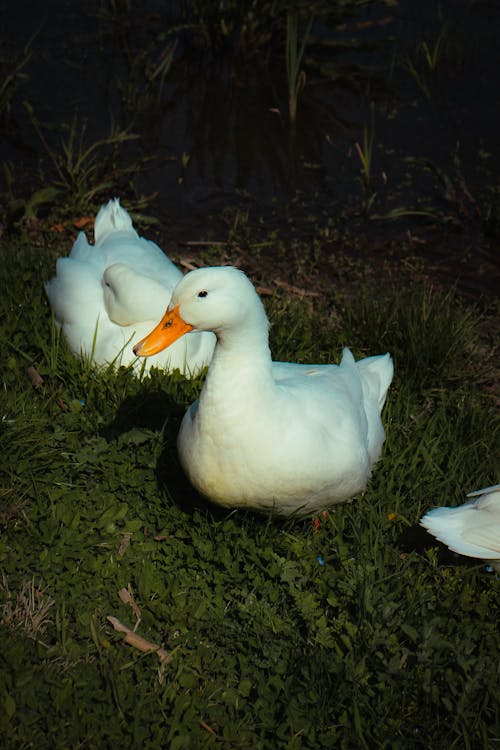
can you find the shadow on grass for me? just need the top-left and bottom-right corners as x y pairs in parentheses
(399, 522), (495, 574)
(100, 389), (180, 437)
(100, 388), (231, 519)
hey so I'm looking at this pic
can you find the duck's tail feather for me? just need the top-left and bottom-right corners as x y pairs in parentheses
(94, 198), (137, 246)
(356, 352), (394, 412)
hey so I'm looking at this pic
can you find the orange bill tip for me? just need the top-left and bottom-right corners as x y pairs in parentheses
(133, 305), (193, 357)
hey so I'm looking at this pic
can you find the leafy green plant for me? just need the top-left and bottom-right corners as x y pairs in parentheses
(402, 23), (449, 99)
(0, 36), (33, 122)
(417, 148), (481, 224)
(1, 160), (61, 224)
(116, 35), (178, 121)
(23, 104), (147, 217)
(354, 103), (376, 215)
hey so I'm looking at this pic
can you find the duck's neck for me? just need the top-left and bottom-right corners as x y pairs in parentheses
(202, 310), (274, 395)
(216, 324), (272, 368)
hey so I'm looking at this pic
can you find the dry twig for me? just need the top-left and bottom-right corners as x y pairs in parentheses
(107, 616), (171, 663)
(118, 586), (141, 630)
(118, 533), (132, 557)
(26, 366), (44, 389)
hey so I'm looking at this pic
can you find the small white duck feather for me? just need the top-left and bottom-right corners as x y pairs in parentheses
(45, 199), (215, 375)
(134, 266), (394, 517)
(420, 484), (500, 570)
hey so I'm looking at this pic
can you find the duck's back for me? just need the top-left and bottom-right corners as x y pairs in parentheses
(70, 211), (182, 289)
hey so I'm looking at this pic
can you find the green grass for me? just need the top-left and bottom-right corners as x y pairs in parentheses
(0, 233), (499, 749)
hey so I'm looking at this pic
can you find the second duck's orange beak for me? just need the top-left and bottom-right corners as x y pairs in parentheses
(133, 305), (193, 357)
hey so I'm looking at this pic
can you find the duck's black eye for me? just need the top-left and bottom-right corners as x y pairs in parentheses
(198, 290), (208, 298)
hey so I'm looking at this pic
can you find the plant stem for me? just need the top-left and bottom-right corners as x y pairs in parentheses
(286, 10), (314, 127)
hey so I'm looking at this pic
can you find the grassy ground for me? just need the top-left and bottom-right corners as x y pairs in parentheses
(0, 219), (498, 749)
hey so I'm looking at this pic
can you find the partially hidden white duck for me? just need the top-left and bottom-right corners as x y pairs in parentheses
(133, 266), (394, 517)
(420, 484), (500, 572)
(45, 199), (215, 375)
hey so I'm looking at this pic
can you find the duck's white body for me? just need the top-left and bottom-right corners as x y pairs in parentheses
(45, 199), (215, 375)
(134, 266), (393, 517)
(420, 485), (500, 571)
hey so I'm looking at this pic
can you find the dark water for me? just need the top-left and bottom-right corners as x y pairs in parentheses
(1, 0), (499, 293)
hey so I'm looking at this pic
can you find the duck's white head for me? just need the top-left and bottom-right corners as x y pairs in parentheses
(134, 266), (268, 357)
(102, 263), (169, 326)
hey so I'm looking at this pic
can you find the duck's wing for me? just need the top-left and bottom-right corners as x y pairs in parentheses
(462, 523), (500, 556)
(271, 350), (393, 400)
(467, 484), (500, 498)
(45, 255), (103, 328)
(268, 350), (369, 449)
(271, 360), (331, 383)
(463, 487), (500, 554)
(421, 498), (500, 559)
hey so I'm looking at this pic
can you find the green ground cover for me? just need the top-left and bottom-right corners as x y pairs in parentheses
(0, 226), (498, 749)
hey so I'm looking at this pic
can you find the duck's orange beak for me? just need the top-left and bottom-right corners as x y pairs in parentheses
(133, 305), (193, 357)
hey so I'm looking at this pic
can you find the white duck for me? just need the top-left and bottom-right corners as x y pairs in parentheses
(133, 266), (394, 517)
(45, 199), (215, 375)
(420, 484), (500, 572)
